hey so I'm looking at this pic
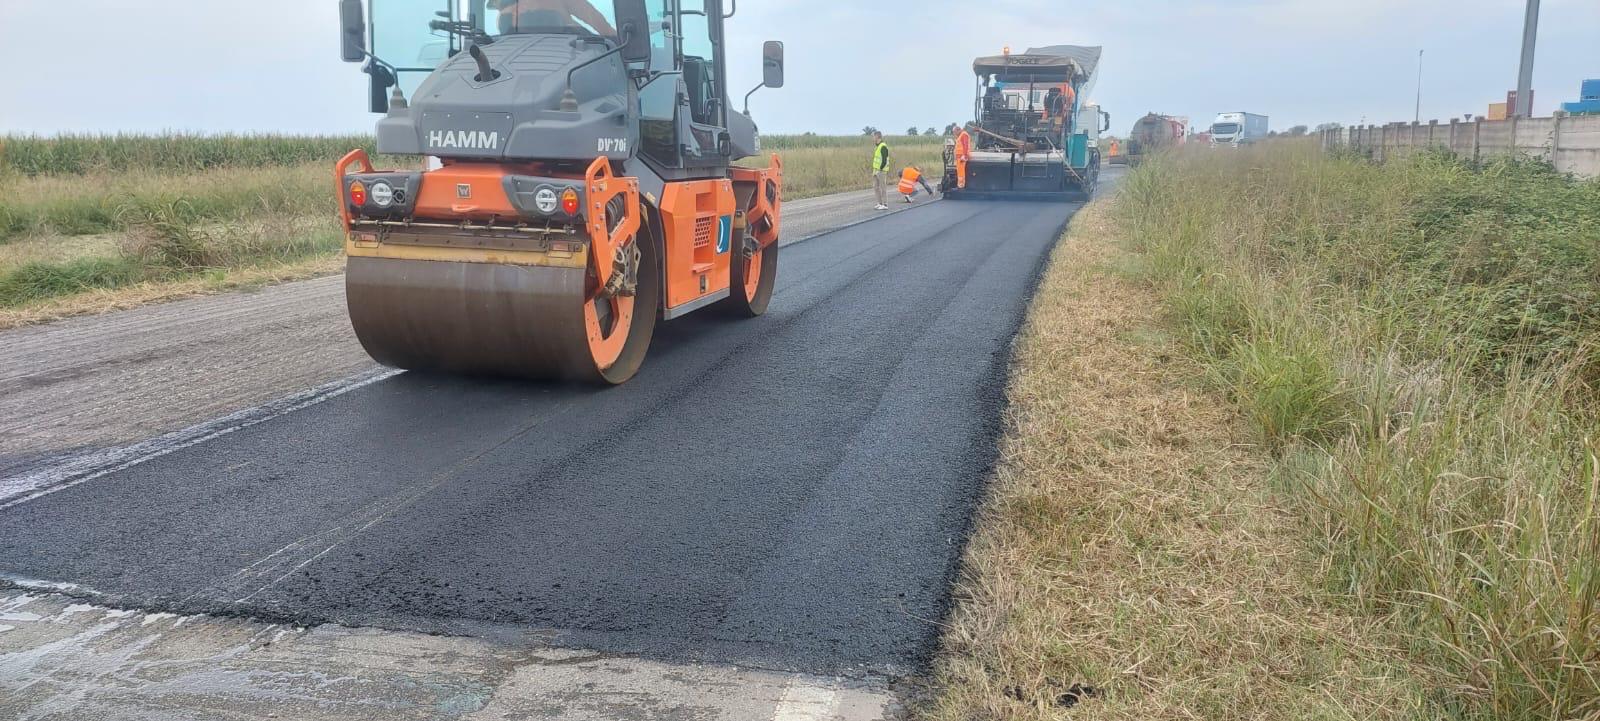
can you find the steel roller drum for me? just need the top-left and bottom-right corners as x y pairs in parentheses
(346, 257), (632, 383)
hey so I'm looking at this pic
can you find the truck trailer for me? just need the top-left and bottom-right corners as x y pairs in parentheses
(1209, 112), (1268, 146)
(942, 45), (1109, 201)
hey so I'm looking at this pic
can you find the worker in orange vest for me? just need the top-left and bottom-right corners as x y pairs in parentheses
(954, 123), (973, 190)
(898, 165), (935, 203)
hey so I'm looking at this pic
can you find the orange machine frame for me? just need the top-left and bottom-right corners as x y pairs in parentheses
(338, 151), (782, 318)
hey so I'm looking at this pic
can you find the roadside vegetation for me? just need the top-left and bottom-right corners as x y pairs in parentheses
(1123, 144), (1599, 720)
(0, 132), (945, 325)
(925, 198), (1427, 720)
(931, 144), (1600, 719)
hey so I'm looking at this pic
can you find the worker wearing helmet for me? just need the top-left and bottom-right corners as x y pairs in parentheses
(897, 165), (935, 203)
(495, 0), (616, 36)
(954, 123), (973, 190)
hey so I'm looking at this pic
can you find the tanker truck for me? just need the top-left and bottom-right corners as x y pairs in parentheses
(1124, 113), (1187, 165)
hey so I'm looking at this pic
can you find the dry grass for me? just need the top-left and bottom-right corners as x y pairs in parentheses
(0, 254), (344, 330)
(923, 198), (1430, 720)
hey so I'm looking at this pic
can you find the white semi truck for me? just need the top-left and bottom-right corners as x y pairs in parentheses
(1209, 112), (1268, 146)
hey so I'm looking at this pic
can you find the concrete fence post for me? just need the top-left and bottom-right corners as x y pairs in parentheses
(1473, 118), (1482, 164)
(1553, 112), (1564, 170)
(1509, 114), (1519, 158)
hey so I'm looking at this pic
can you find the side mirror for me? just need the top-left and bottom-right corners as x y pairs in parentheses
(762, 41), (785, 89)
(615, 0), (651, 65)
(1101, 111), (1111, 133)
(340, 0), (367, 63)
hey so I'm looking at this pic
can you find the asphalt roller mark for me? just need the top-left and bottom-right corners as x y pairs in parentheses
(0, 200), (1077, 676)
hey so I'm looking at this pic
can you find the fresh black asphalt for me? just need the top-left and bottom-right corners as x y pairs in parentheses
(0, 199), (1078, 676)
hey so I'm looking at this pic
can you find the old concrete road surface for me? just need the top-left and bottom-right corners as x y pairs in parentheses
(0, 196), (1084, 720)
(0, 188), (912, 481)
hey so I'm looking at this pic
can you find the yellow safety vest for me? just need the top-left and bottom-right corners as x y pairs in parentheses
(871, 142), (890, 172)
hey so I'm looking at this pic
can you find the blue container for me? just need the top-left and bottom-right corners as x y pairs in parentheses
(1563, 100), (1600, 115)
(1584, 79), (1600, 102)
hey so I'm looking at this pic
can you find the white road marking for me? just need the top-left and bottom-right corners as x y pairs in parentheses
(773, 682), (839, 721)
(0, 368), (401, 511)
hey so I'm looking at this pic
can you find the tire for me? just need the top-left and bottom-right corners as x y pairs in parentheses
(721, 235), (779, 318)
(580, 223), (661, 385)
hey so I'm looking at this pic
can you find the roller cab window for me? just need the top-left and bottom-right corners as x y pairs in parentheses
(483, 0), (618, 37)
(366, 0), (457, 101)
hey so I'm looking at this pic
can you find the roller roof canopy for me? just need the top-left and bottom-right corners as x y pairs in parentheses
(1026, 45), (1102, 81)
(973, 45), (1102, 96)
(972, 54), (1081, 82)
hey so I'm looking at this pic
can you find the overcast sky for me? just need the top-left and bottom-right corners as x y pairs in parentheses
(1, 0), (1596, 137)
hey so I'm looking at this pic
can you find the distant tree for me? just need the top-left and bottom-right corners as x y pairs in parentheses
(1287, 125), (1309, 136)
(862, 126), (879, 136)
(1268, 130), (1280, 138)
(907, 126), (921, 136)
(1314, 122), (1343, 132)
(925, 127), (938, 136)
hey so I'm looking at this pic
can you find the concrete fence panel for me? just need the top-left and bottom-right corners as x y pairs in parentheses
(1513, 117), (1556, 160)
(1323, 113), (1599, 178)
(1476, 120), (1514, 158)
(1556, 114), (1600, 177)
(1449, 120), (1476, 157)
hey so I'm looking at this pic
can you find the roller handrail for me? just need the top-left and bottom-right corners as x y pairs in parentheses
(584, 157), (641, 297)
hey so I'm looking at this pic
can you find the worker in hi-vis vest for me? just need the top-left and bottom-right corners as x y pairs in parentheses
(954, 123), (973, 190)
(871, 131), (891, 210)
(897, 165), (935, 203)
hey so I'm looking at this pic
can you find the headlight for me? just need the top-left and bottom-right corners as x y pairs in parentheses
(370, 181), (394, 208)
(534, 187), (559, 214)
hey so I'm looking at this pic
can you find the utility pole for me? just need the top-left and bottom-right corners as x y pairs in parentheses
(1515, 0), (1540, 117)
(1415, 49), (1424, 124)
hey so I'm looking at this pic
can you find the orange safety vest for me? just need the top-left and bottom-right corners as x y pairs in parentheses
(955, 130), (972, 159)
(897, 168), (923, 195)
